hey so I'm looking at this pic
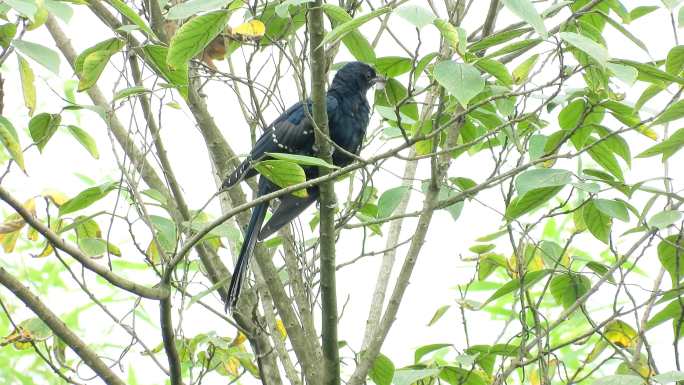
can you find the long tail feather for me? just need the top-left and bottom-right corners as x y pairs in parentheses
(258, 191), (318, 241)
(226, 185), (269, 312)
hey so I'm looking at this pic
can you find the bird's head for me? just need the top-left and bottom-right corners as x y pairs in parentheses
(330, 61), (385, 94)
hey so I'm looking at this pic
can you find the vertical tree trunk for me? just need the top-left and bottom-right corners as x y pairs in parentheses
(308, 2), (340, 384)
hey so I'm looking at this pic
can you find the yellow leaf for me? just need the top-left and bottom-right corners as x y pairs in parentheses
(230, 331), (247, 346)
(42, 189), (68, 206)
(23, 198), (36, 216)
(275, 319), (287, 340)
(636, 125), (658, 141)
(18, 55), (36, 116)
(0, 218), (24, 234)
(26, 226), (38, 241)
(231, 20), (265, 37)
(146, 240), (161, 264)
(605, 320), (637, 348)
(224, 356), (241, 376)
(34, 243), (53, 258)
(530, 368), (540, 385)
(0, 231), (20, 253)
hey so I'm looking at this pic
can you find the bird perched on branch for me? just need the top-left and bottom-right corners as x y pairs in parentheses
(221, 61), (384, 311)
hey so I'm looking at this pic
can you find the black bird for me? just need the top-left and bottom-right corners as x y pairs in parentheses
(222, 61), (383, 311)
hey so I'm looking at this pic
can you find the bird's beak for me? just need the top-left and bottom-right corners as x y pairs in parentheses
(372, 76), (387, 90)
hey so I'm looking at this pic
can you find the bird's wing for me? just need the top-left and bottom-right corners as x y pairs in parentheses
(221, 96), (339, 189)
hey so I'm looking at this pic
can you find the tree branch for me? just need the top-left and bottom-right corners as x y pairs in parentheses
(0, 186), (169, 300)
(0, 268), (127, 385)
(44, 16), (169, 199)
(308, 2), (340, 385)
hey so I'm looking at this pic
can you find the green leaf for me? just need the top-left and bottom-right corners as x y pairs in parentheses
(167, 10), (231, 70)
(433, 19), (466, 54)
(658, 235), (684, 285)
(59, 182), (118, 216)
(276, 0), (313, 17)
(559, 32), (609, 67)
(414, 343), (451, 363)
(504, 186), (563, 220)
(558, 99), (586, 130)
(375, 56), (412, 77)
(612, 59), (684, 85)
(475, 58), (512, 86)
(427, 305), (450, 326)
(108, 0), (156, 38)
(67, 125), (99, 159)
(114, 86), (150, 101)
(654, 371), (684, 384)
(13, 40), (60, 74)
(470, 244), (495, 254)
(440, 366), (487, 385)
(258, 1), (307, 45)
(393, 369), (440, 385)
(592, 375), (643, 385)
(166, 0), (232, 19)
(17, 55), (36, 117)
(18, 317), (52, 340)
(607, 62), (638, 86)
(636, 84), (664, 111)
(322, 4), (375, 63)
(321, 7), (390, 47)
(549, 273), (591, 309)
(0, 23), (17, 49)
(3, 0), (37, 20)
(143, 45), (188, 98)
(265, 152), (337, 169)
(501, 0), (547, 38)
(468, 27), (530, 53)
(150, 215), (177, 252)
(597, 12), (648, 53)
(594, 198), (629, 222)
(515, 169), (572, 196)
(648, 210), (682, 229)
(483, 269), (551, 305)
(433, 61), (484, 107)
(630, 6), (658, 22)
(653, 100), (684, 126)
(0, 116), (25, 172)
(486, 38), (542, 58)
(587, 138), (624, 181)
(254, 160), (308, 198)
(74, 38), (125, 91)
(662, 0), (681, 11)
(583, 200), (612, 244)
(636, 127), (684, 160)
(586, 261), (615, 283)
(44, 0), (73, 23)
(78, 238), (121, 257)
(667, 46), (684, 75)
(369, 354), (394, 385)
(28, 113), (61, 151)
(74, 215), (101, 239)
(646, 299), (683, 330)
(377, 186), (408, 219)
(511, 53), (538, 84)
(395, 4), (435, 29)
